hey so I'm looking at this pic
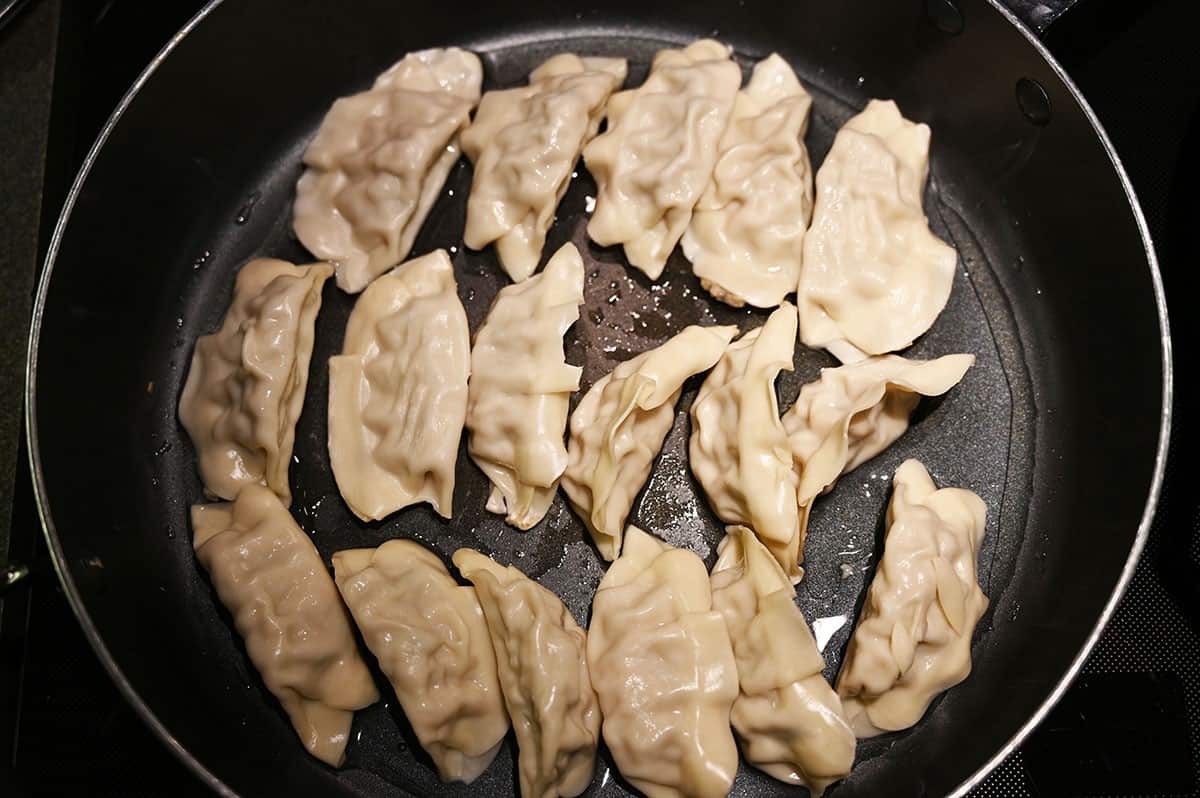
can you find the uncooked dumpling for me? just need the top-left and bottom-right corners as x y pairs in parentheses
(191, 485), (379, 766)
(561, 324), (738, 560)
(587, 526), (739, 798)
(453, 549), (601, 798)
(690, 304), (804, 579)
(462, 54), (626, 282)
(332, 540), (509, 783)
(796, 99), (957, 362)
(682, 54), (814, 308)
(294, 48), (483, 293)
(837, 459), (988, 737)
(328, 249), (470, 520)
(466, 243), (585, 529)
(710, 526), (855, 795)
(783, 353), (974, 558)
(583, 39), (741, 280)
(179, 258), (332, 505)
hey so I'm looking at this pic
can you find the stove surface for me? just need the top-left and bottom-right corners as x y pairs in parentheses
(0, 0), (1193, 796)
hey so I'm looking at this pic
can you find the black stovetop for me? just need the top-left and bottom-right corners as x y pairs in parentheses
(0, 1), (1195, 796)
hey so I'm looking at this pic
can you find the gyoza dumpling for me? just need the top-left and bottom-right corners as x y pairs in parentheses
(190, 485), (379, 766)
(783, 353), (974, 554)
(466, 243), (585, 529)
(682, 54), (814, 308)
(690, 304), (804, 579)
(797, 99), (957, 362)
(837, 459), (988, 737)
(561, 324), (738, 560)
(583, 39), (741, 280)
(332, 540), (509, 783)
(710, 526), (854, 794)
(328, 249), (470, 520)
(462, 54), (627, 282)
(294, 48), (483, 293)
(588, 526), (739, 798)
(452, 549), (601, 798)
(179, 258), (332, 505)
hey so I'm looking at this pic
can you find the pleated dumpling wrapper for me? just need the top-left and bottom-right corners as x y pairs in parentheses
(797, 99), (957, 363)
(294, 48), (483, 293)
(561, 324), (738, 560)
(682, 54), (814, 308)
(710, 526), (854, 796)
(466, 243), (585, 529)
(179, 258), (332, 505)
(453, 549), (601, 798)
(583, 39), (741, 280)
(587, 526), (740, 798)
(328, 249), (470, 521)
(783, 353), (974, 555)
(191, 485), (379, 767)
(332, 540), (509, 783)
(462, 54), (627, 282)
(837, 459), (988, 737)
(690, 304), (803, 579)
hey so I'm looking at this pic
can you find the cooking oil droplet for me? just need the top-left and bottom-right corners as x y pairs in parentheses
(153, 441), (172, 457)
(176, 317), (184, 328)
(588, 309), (603, 324)
(192, 250), (211, 270)
(856, 75), (866, 87)
(234, 192), (261, 224)
(166, 526), (176, 539)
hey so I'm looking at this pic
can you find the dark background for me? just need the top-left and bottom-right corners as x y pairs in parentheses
(0, 0), (1195, 795)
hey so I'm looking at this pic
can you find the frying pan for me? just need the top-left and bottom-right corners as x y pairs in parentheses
(24, 0), (1171, 795)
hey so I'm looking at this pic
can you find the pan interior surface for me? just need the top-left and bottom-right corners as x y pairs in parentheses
(28, 1), (1166, 797)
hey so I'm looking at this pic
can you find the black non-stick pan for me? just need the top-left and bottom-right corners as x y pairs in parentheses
(24, 0), (1171, 795)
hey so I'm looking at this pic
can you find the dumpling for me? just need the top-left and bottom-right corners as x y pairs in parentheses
(583, 39), (741, 280)
(561, 324), (737, 560)
(587, 526), (739, 798)
(452, 549), (601, 798)
(190, 485), (379, 766)
(682, 54), (814, 308)
(466, 243), (585, 529)
(796, 99), (957, 362)
(690, 304), (804, 579)
(783, 353), (974, 552)
(462, 54), (627, 282)
(179, 258), (332, 505)
(711, 526), (854, 794)
(331, 540), (509, 783)
(328, 249), (470, 520)
(837, 459), (988, 737)
(294, 48), (483, 293)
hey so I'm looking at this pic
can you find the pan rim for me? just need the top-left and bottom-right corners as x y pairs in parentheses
(22, 1), (1172, 796)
